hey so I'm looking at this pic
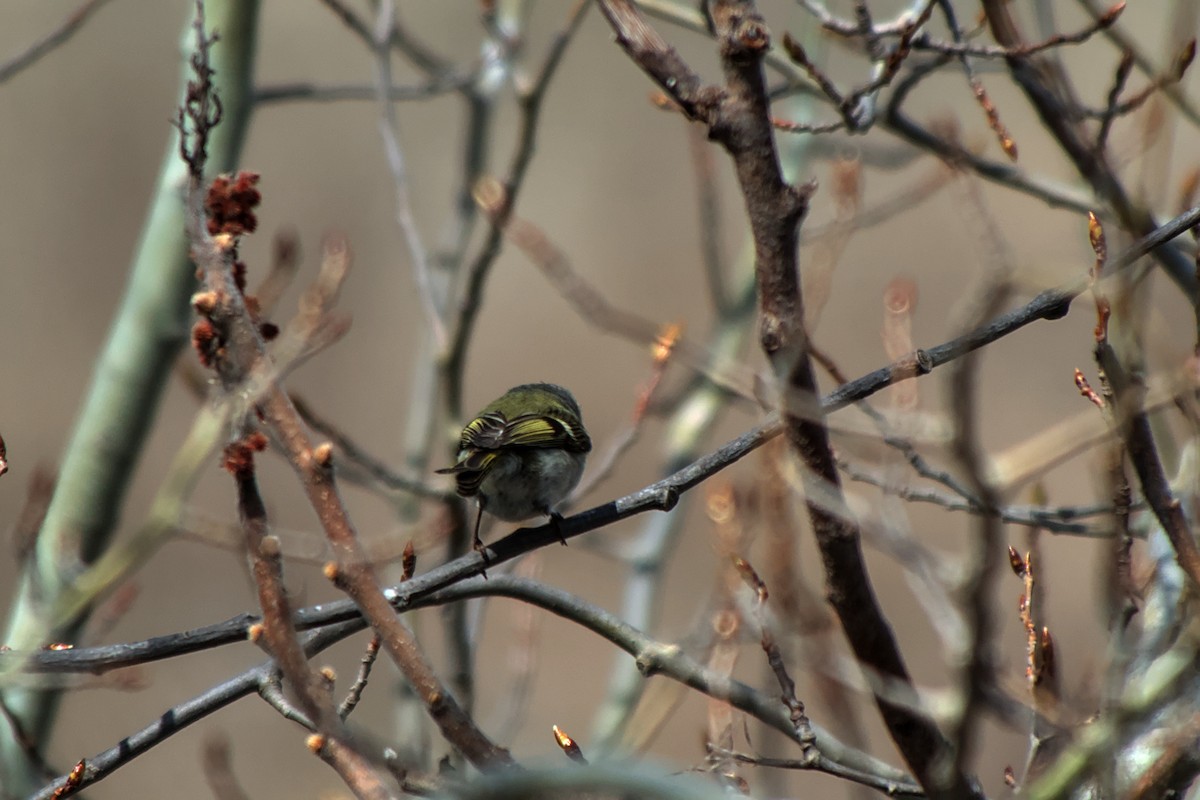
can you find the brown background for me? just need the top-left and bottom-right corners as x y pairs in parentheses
(1, 2), (1197, 797)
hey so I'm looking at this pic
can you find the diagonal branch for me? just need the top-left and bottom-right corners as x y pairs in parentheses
(19, 201), (1200, 682)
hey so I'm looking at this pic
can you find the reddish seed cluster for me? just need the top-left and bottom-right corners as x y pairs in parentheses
(205, 171), (261, 237)
(191, 318), (220, 368)
(222, 431), (269, 476)
(193, 171), (281, 365)
(231, 259), (248, 292)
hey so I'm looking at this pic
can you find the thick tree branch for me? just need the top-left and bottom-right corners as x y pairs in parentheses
(596, 1), (972, 795)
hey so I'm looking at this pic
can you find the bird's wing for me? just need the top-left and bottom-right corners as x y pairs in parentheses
(434, 448), (499, 496)
(459, 412), (509, 449)
(503, 413), (591, 452)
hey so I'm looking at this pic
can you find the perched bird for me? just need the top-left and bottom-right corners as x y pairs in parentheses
(437, 383), (591, 556)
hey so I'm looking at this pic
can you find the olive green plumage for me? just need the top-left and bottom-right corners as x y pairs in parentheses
(437, 383), (590, 555)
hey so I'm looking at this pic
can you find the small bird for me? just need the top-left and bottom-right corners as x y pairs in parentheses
(437, 383), (591, 557)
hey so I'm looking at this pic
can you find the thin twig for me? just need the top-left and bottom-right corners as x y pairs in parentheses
(635, 0), (1112, 216)
(943, 254), (1011, 780)
(442, 0), (589, 418)
(1075, 0), (1200, 127)
(838, 457), (1121, 535)
(254, 76), (472, 105)
(733, 558), (817, 755)
(291, 394), (449, 500)
(201, 734), (252, 800)
(338, 635), (382, 720)
(372, 0), (445, 350)
(688, 123), (732, 315)
(936, 0), (1017, 159)
(982, 0), (1198, 301)
(0, 0), (112, 85)
(1098, 343), (1200, 589)
(911, 2), (1123, 58)
(1094, 51), (1134, 157)
(710, 748), (922, 795)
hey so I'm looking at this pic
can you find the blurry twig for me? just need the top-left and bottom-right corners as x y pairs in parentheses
(1094, 50), (1134, 157)
(443, 0), (589, 418)
(733, 557), (816, 755)
(292, 394), (448, 500)
(490, 555), (544, 744)
(0, 0), (112, 85)
(254, 77), (472, 105)
(943, 258), (1012, 779)
(569, 324), (680, 502)
(704, 495), (745, 786)
(372, 0), (444, 349)
(803, 157), (862, 331)
(254, 228), (301, 315)
(9, 468), (54, 565)
(0, 692), (52, 784)
(474, 179), (756, 401)
(983, 0), (1198, 301)
(317, 0), (454, 75)
(201, 734), (251, 800)
(1075, 0), (1200, 127)
(911, 8), (1121, 58)
(838, 458), (1121, 535)
(687, 122), (731, 315)
(1098, 344), (1200, 589)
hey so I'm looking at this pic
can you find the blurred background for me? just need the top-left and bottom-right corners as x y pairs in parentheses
(1, 1), (1198, 797)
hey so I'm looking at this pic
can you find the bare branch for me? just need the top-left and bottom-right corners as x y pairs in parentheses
(0, 0), (112, 85)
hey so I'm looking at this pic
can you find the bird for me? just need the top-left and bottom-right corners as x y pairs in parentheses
(437, 383), (591, 559)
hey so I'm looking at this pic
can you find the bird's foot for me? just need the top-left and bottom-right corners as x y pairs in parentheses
(549, 511), (569, 546)
(473, 534), (491, 579)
